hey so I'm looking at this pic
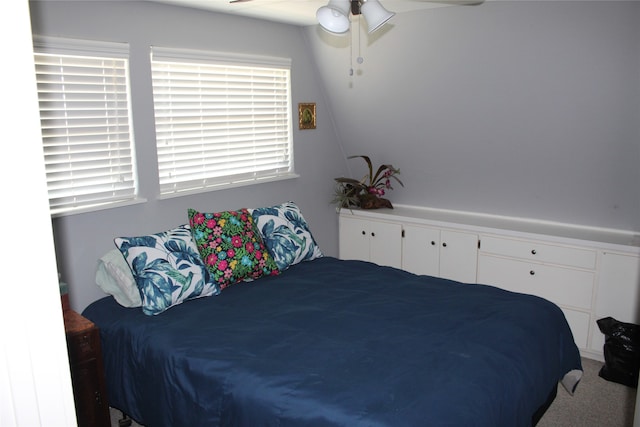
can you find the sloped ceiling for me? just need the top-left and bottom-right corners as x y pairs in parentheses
(151, 0), (480, 26)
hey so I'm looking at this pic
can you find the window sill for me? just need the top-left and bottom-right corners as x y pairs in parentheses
(50, 197), (148, 218)
(158, 173), (300, 201)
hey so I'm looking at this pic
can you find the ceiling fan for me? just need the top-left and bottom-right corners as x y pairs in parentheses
(226, 0), (483, 33)
(317, 0), (483, 34)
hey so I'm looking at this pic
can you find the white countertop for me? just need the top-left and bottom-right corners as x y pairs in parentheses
(339, 204), (640, 251)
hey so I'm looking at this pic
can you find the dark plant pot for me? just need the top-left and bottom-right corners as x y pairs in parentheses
(358, 194), (393, 209)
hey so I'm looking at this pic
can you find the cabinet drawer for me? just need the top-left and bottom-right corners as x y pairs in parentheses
(477, 254), (595, 309)
(69, 358), (109, 427)
(561, 308), (590, 349)
(480, 235), (596, 269)
(66, 329), (100, 365)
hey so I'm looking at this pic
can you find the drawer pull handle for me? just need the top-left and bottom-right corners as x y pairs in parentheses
(530, 270), (535, 275)
(531, 249), (537, 255)
(431, 241), (436, 246)
(371, 232), (375, 237)
(442, 243), (447, 248)
(361, 230), (366, 235)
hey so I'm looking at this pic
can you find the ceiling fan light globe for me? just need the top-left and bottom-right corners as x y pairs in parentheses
(360, 0), (395, 33)
(317, 0), (351, 34)
(317, 6), (350, 33)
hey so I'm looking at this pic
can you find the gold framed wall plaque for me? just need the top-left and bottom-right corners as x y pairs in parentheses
(298, 103), (316, 130)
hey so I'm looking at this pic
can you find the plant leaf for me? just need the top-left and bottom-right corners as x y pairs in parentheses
(388, 169), (404, 187)
(372, 164), (390, 185)
(348, 155), (373, 186)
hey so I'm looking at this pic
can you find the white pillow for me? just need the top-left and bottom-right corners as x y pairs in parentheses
(95, 249), (141, 307)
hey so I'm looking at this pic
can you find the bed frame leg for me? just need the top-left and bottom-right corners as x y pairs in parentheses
(118, 414), (132, 427)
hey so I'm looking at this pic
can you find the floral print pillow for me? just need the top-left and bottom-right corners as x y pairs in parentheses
(188, 208), (279, 290)
(114, 225), (220, 316)
(250, 201), (323, 271)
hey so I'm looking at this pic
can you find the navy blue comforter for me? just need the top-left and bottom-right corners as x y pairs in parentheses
(83, 257), (582, 427)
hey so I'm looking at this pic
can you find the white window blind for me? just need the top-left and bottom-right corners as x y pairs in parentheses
(150, 47), (294, 196)
(33, 37), (137, 215)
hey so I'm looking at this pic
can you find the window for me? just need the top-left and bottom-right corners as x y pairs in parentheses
(33, 36), (138, 216)
(150, 47), (295, 196)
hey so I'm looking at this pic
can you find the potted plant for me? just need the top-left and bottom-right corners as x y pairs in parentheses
(332, 155), (404, 210)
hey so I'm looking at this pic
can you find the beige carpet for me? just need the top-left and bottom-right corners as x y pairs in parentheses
(110, 358), (637, 427)
(538, 357), (637, 427)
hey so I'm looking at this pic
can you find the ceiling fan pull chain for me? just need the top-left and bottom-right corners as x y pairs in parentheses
(357, 14), (364, 65)
(349, 20), (354, 76)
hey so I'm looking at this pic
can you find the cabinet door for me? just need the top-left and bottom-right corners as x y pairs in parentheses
(339, 216), (402, 268)
(403, 226), (478, 282)
(369, 220), (402, 268)
(339, 216), (370, 261)
(402, 225), (440, 276)
(439, 230), (478, 283)
(592, 252), (640, 353)
(596, 252), (640, 324)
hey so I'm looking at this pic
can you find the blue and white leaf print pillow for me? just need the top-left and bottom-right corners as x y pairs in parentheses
(114, 224), (220, 315)
(250, 201), (323, 271)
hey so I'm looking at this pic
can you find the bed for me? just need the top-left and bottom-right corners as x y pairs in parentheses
(83, 202), (582, 427)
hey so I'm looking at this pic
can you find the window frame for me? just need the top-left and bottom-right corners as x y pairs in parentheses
(150, 46), (297, 199)
(32, 36), (142, 217)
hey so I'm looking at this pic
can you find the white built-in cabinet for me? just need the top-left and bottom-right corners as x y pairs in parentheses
(338, 205), (640, 360)
(402, 225), (478, 283)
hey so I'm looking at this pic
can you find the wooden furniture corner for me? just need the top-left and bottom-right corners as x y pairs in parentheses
(63, 309), (111, 427)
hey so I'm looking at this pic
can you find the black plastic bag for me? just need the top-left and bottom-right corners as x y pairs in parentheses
(597, 316), (640, 388)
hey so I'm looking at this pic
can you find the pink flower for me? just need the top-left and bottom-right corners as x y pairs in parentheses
(193, 212), (205, 225)
(245, 242), (254, 253)
(227, 249), (235, 258)
(218, 260), (228, 271)
(224, 269), (233, 279)
(231, 235), (243, 248)
(206, 219), (216, 229)
(255, 250), (263, 260)
(206, 254), (218, 266)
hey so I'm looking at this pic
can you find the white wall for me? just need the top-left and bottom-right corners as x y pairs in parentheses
(0, 1), (76, 425)
(29, 1), (346, 312)
(305, 1), (640, 231)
